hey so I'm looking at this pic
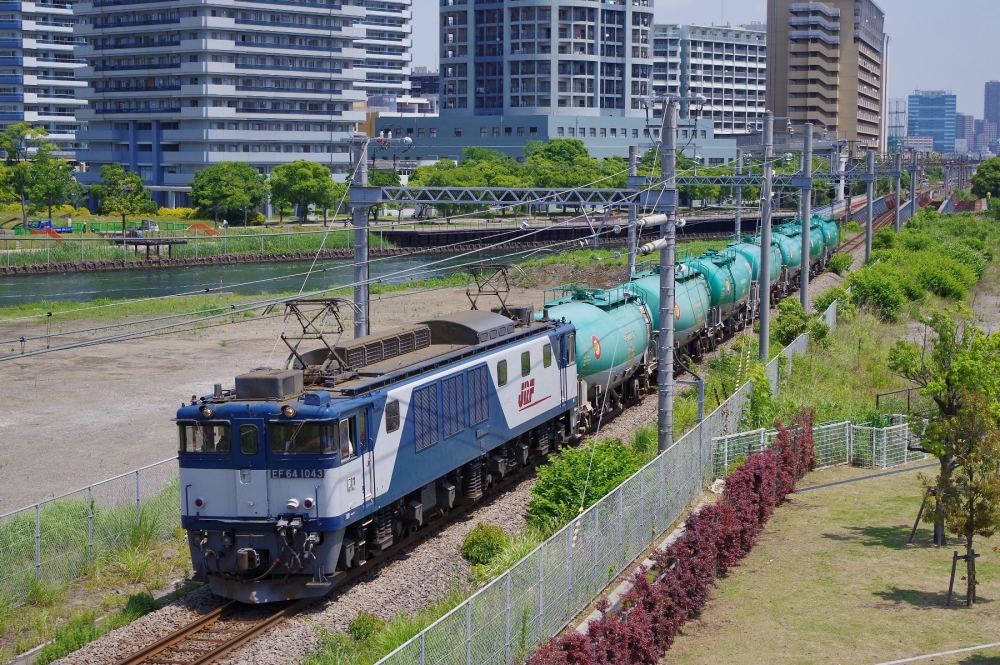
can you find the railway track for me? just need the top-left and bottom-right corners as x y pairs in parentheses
(839, 208), (897, 253)
(112, 599), (312, 665)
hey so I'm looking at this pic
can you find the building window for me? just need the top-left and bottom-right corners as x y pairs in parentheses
(632, 129), (638, 138)
(430, 128), (438, 137)
(568, 128), (575, 137)
(454, 127), (462, 137)
(609, 128), (615, 137)
(480, 127), (488, 137)
(504, 126), (512, 136)
(529, 126), (538, 136)
(492, 127), (500, 137)
(517, 127), (524, 136)
(589, 127), (596, 137)
(418, 128), (425, 137)
(556, 126), (564, 136)
(600, 128), (606, 137)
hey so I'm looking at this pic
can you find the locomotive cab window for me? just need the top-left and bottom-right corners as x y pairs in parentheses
(179, 423), (231, 454)
(239, 425), (258, 455)
(269, 422), (335, 455)
(543, 343), (552, 368)
(385, 400), (400, 432)
(521, 351), (530, 377)
(339, 419), (354, 460)
(497, 359), (507, 386)
(567, 333), (576, 365)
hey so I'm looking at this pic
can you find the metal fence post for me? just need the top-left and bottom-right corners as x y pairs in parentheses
(657, 453), (664, 531)
(566, 525), (574, 617)
(505, 572), (512, 665)
(616, 488), (623, 566)
(537, 549), (544, 638)
(882, 429), (888, 469)
(135, 470), (141, 521)
(260, 228), (265, 257)
(465, 601), (472, 665)
(35, 503), (41, 581)
(592, 505), (599, 590)
(419, 633), (425, 665)
(195, 229), (198, 258)
(87, 486), (94, 565)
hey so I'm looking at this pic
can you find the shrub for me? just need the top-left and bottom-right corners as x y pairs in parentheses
(75, 207), (91, 216)
(847, 264), (906, 321)
(897, 231), (936, 252)
(156, 207), (198, 219)
(845, 221), (863, 234)
(35, 611), (101, 665)
(525, 419), (814, 665)
(871, 227), (895, 250)
(770, 298), (811, 347)
(460, 523), (509, 566)
(528, 440), (644, 532)
(826, 252), (853, 275)
(808, 320), (830, 347)
(813, 286), (854, 320)
(348, 611), (386, 642)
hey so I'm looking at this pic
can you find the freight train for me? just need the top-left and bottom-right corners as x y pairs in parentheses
(176, 215), (840, 603)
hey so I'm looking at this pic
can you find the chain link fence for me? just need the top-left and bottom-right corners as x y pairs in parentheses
(0, 458), (179, 607)
(377, 380), (752, 665)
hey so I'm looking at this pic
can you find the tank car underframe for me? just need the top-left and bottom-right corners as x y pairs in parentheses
(189, 412), (575, 604)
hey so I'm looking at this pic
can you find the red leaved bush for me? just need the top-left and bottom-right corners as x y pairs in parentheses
(524, 414), (814, 665)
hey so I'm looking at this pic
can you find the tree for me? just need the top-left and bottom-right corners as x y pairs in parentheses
(367, 170), (401, 221)
(91, 163), (156, 234)
(28, 152), (79, 221)
(888, 307), (1000, 545)
(922, 391), (1000, 605)
(0, 122), (50, 227)
(190, 162), (268, 226)
(269, 160), (335, 223)
(971, 156), (1000, 199)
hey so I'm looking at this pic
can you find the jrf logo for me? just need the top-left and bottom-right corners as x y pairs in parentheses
(518, 379), (535, 408)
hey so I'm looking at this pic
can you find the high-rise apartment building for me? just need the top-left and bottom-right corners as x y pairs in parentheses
(355, 0), (411, 99)
(955, 112), (974, 141)
(766, 0), (887, 151)
(438, 0), (653, 117)
(984, 80), (1000, 126)
(74, 0), (384, 205)
(907, 90), (955, 153)
(651, 22), (766, 136)
(1, 1), (87, 158)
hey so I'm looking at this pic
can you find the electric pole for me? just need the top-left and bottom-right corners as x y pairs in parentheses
(759, 111), (774, 362)
(350, 136), (370, 338)
(865, 151), (874, 265)
(800, 122), (812, 311)
(894, 151), (902, 232)
(734, 149), (743, 237)
(628, 145), (638, 276)
(658, 99), (678, 453)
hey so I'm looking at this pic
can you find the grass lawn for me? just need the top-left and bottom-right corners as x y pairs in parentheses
(665, 463), (1000, 665)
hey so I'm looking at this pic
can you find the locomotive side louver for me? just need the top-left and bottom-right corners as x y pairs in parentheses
(334, 324), (432, 370)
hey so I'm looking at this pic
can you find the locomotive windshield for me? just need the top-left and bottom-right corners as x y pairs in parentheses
(179, 424), (231, 454)
(269, 422), (337, 455)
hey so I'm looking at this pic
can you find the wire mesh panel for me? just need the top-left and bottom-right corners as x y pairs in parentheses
(850, 426), (878, 468)
(812, 421), (851, 469)
(0, 457), (179, 608)
(711, 429), (766, 477)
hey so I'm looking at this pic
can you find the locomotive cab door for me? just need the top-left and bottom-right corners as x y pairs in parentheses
(233, 420), (269, 518)
(342, 410), (375, 507)
(561, 332), (575, 404)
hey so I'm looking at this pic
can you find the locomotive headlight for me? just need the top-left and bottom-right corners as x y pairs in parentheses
(303, 498), (314, 509)
(281, 405), (297, 418)
(286, 498), (300, 510)
(199, 405), (214, 418)
(194, 497), (205, 509)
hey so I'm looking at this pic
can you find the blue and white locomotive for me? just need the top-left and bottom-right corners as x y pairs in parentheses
(177, 308), (578, 603)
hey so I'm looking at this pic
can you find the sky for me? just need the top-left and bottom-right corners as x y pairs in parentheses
(410, 0), (1000, 118)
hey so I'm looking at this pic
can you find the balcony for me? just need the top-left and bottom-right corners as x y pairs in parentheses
(89, 40), (180, 50)
(242, 42), (343, 52)
(92, 62), (180, 71)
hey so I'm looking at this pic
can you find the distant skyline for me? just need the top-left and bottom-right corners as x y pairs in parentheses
(410, 0), (1000, 117)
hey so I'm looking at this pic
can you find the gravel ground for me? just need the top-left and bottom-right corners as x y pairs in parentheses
(36, 242), (870, 665)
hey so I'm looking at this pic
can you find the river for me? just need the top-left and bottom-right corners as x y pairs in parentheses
(0, 251), (509, 307)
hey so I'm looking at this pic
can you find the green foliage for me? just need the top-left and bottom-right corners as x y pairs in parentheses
(189, 162), (268, 225)
(269, 160), (334, 221)
(460, 524), (510, 566)
(348, 612), (386, 643)
(971, 156), (1000, 198)
(91, 163), (157, 231)
(742, 362), (778, 429)
(770, 298), (812, 347)
(527, 440), (644, 533)
(27, 152), (80, 220)
(845, 221), (863, 234)
(826, 252), (853, 275)
(847, 264), (907, 321)
(812, 286), (855, 320)
(871, 227), (895, 250)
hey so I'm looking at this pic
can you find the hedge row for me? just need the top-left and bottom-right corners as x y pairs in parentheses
(525, 411), (816, 665)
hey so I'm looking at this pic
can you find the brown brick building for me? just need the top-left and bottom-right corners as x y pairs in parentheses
(766, 0), (887, 152)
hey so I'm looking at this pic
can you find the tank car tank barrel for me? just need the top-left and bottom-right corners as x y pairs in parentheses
(800, 123), (813, 311)
(759, 112), (774, 361)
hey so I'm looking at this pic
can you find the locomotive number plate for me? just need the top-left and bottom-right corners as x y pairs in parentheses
(270, 469), (325, 479)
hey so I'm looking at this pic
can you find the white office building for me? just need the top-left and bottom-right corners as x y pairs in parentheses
(439, 0), (654, 117)
(1, 0), (87, 158)
(74, 0), (394, 205)
(651, 22), (766, 136)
